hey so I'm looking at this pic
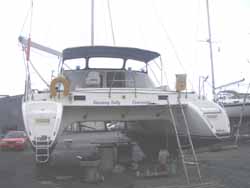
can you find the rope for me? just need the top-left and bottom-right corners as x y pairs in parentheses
(107, 0), (116, 46)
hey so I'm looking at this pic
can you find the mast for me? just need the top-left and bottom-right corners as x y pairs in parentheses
(91, 0), (95, 46)
(206, 0), (216, 99)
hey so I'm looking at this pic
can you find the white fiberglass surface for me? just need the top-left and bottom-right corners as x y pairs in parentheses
(23, 102), (62, 140)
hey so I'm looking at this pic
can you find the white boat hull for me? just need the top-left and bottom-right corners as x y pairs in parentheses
(22, 101), (63, 148)
(222, 103), (250, 118)
(22, 89), (230, 163)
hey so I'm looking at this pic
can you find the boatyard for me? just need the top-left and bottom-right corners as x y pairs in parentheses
(0, 0), (250, 188)
(1, 137), (250, 188)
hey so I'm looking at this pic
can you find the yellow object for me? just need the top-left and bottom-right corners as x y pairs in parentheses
(176, 74), (187, 92)
(50, 76), (70, 97)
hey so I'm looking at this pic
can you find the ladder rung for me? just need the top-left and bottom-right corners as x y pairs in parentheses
(181, 144), (191, 149)
(36, 141), (49, 144)
(36, 145), (49, 149)
(184, 161), (199, 165)
(36, 149), (49, 151)
(36, 154), (49, 157)
(36, 139), (49, 141)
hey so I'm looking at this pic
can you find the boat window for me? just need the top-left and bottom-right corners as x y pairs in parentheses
(63, 58), (86, 70)
(125, 59), (146, 72)
(88, 57), (123, 69)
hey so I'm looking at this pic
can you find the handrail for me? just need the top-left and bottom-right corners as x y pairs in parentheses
(108, 71), (137, 98)
(108, 79), (137, 98)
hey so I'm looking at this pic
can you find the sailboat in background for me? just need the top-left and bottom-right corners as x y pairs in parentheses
(216, 89), (250, 118)
(204, 0), (250, 138)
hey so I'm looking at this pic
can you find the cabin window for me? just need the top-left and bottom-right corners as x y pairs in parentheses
(125, 59), (146, 72)
(107, 72), (125, 87)
(88, 57), (123, 69)
(64, 58), (86, 70)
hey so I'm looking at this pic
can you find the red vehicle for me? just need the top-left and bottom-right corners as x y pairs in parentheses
(0, 131), (28, 151)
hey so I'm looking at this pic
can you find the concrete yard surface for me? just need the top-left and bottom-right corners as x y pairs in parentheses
(1, 142), (250, 188)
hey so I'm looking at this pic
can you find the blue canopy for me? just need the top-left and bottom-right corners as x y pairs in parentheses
(62, 46), (160, 63)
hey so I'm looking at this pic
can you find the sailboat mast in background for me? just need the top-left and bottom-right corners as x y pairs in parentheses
(91, 0), (95, 45)
(206, 0), (216, 99)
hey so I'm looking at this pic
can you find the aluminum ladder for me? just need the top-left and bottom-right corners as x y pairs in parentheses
(166, 94), (202, 184)
(35, 136), (50, 163)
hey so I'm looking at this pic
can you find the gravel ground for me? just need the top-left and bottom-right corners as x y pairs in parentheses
(0, 142), (250, 188)
(197, 143), (250, 188)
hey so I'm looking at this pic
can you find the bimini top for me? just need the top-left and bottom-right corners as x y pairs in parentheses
(62, 46), (160, 63)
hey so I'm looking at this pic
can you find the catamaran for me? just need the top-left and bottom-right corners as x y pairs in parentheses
(18, 0), (230, 164)
(19, 36), (230, 163)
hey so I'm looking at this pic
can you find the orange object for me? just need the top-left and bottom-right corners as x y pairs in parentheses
(50, 76), (70, 97)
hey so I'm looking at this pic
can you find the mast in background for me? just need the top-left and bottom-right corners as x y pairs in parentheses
(91, 0), (95, 45)
(206, 0), (216, 100)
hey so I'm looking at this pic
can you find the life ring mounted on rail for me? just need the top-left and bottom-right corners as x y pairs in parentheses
(50, 76), (70, 97)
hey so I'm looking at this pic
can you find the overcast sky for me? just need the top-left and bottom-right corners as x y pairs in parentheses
(0, 0), (250, 97)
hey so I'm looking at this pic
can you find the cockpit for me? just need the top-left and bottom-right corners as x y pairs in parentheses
(61, 46), (161, 90)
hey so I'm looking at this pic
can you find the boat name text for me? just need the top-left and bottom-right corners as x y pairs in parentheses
(92, 100), (151, 105)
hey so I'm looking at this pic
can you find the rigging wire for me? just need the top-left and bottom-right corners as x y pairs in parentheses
(130, 1), (168, 86)
(25, 0), (34, 62)
(20, 15), (30, 37)
(29, 0), (34, 38)
(153, 58), (168, 84)
(102, 0), (109, 45)
(148, 66), (161, 86)
(29, 60), (50, 88)
(19, 0), (33, 35)
(20, 0), (34, 98)
(20, 1), (51, 90)
(107, 0), (116, 46)
(193, 0), (202, 89)
(151, 1), (194, 90)
(22, 49), (31, 97)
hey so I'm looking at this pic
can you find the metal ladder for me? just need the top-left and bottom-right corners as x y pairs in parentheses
(35, 136), (50, 163)
(166, 94), (202, 184)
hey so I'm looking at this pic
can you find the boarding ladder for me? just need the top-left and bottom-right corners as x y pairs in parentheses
(166, 94), (202, 184)
(35, 136), (50, 163)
